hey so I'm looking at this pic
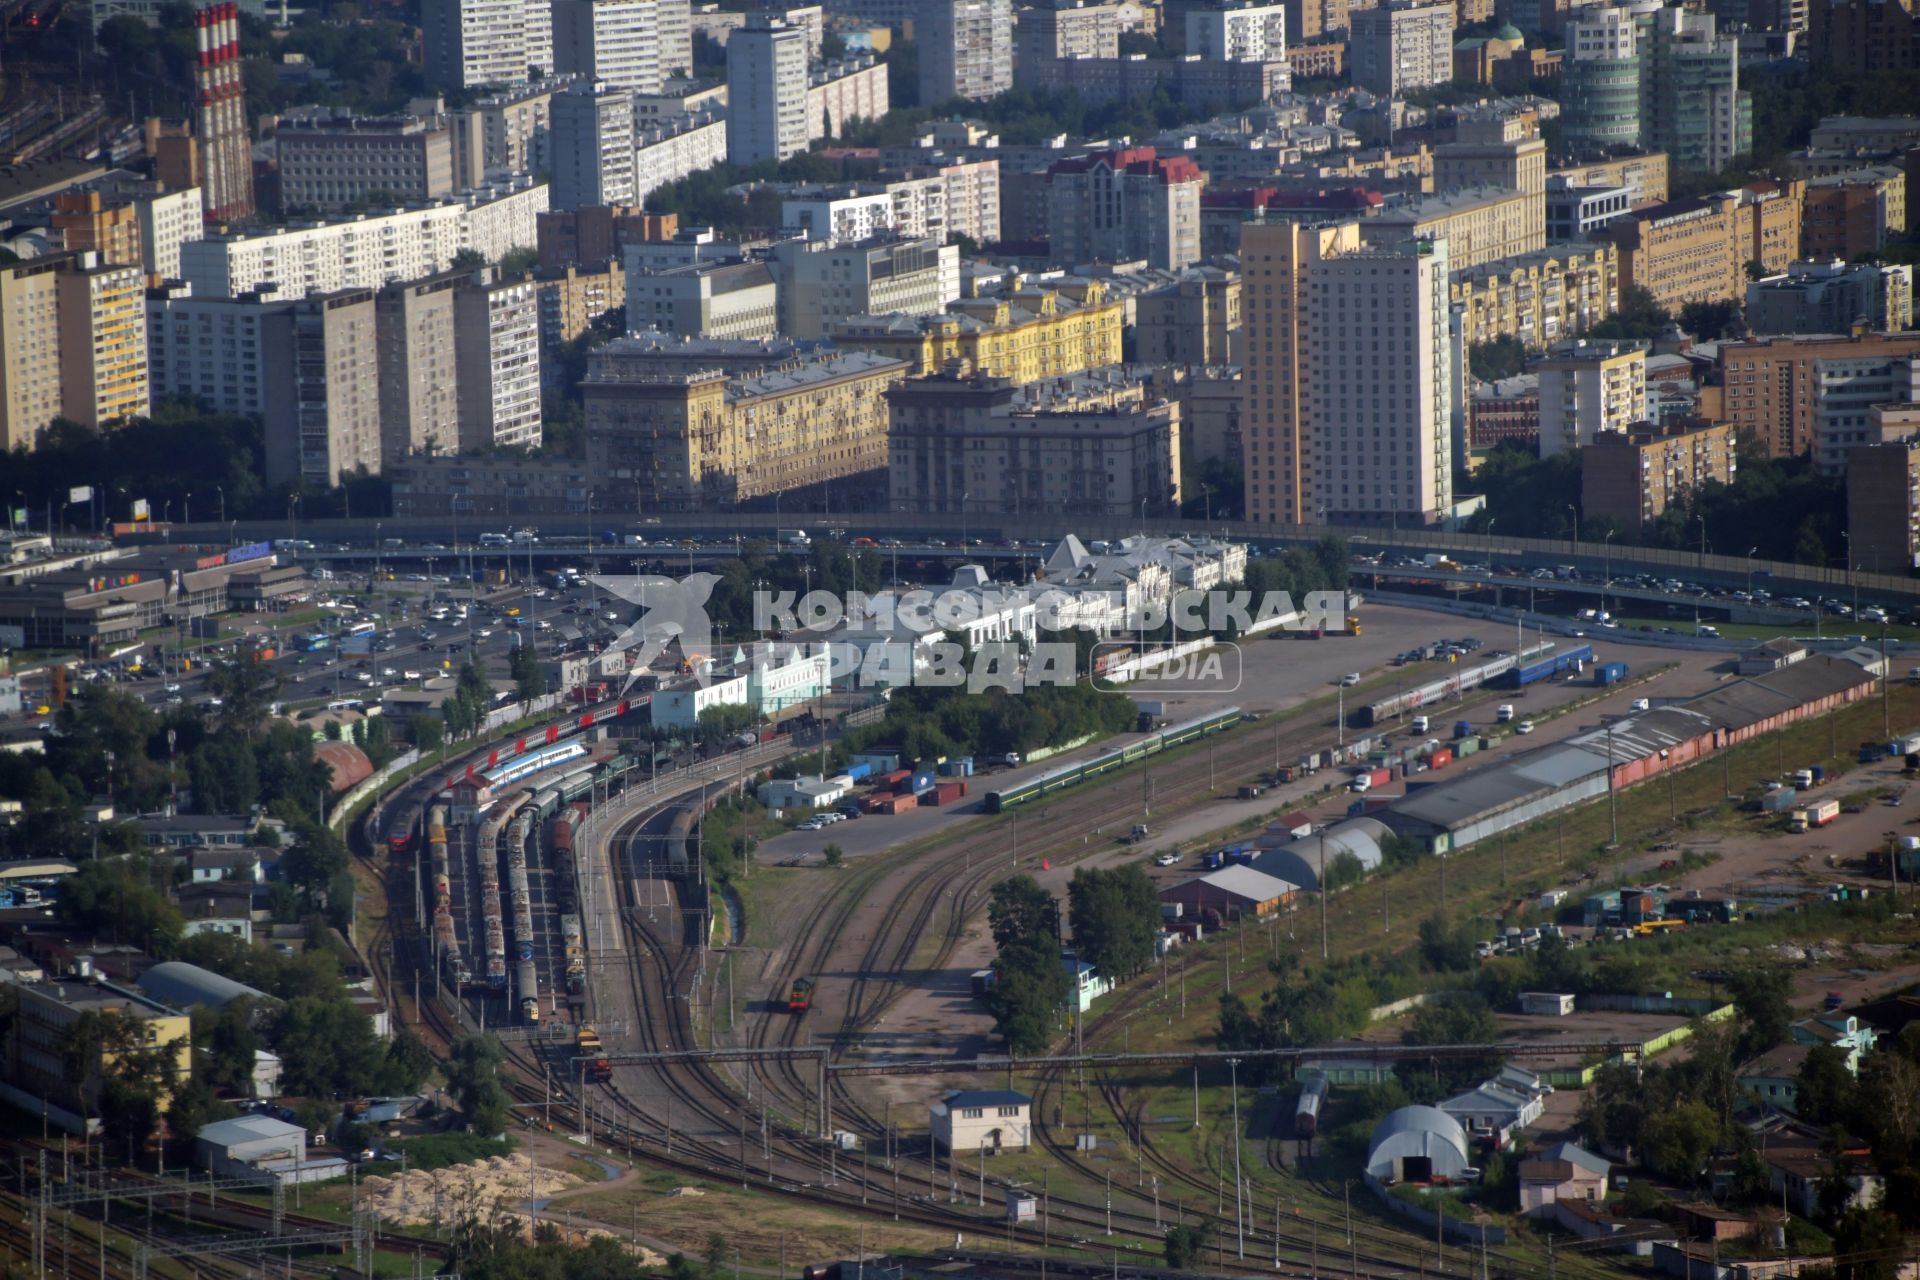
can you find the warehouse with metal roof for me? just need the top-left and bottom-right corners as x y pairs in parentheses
(135, 961), (274, 1012)
(1366, 1105), (1472, 1183)
(1250, 817), (1392, 889)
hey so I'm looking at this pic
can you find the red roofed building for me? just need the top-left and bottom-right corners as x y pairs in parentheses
(1047, 146), (1208, 270)
(314, 741), (376, 794)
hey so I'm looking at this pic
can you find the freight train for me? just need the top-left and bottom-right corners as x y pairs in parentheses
(475, 808), (508, 993)
(505, 807), (539, 1023)
(561, 913), (586, 996)
(428, 805), (466, 987)
(983, 706), (1243, 812)
(1348, 643), (1557, 728)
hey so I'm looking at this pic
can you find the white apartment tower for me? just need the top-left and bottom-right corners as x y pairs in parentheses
(921, 0), (1014, 103)
(727, 16), (810, 165)
(1185, 2), (1288, 62)
(551, 0), (660, 94)
(423, 0), (530, 89)
(551, 80), (637, 209)
(454, 273), (543, 450)
(1349, 0), (1454, 97)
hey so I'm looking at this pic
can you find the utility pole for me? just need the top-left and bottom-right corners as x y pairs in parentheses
(1230, 1058), (1245, 1260)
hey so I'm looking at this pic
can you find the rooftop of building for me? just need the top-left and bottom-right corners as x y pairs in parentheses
(725, 350), (909, 400)
(1369, 185), (1534, 222)
(1047, 146), (1206, 185)
(1806, 164), (1907, 187)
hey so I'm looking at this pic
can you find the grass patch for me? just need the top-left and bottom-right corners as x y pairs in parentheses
(1606, 613), (1920, 644)
(384, 1131), (517, 1171)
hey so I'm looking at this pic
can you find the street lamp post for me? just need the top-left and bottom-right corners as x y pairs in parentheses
(1746, 546), (1758, 596)
(1565, 503), (1578, 554)
(1601, 529), (1614, 617)
(216, 485), (225, 527)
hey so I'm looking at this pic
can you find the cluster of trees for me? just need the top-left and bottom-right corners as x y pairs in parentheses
(453, 1225), (657, 1280)
(1066, 865), (1162, 985)
(1460, 437), (1843, 565)
(439, 658), (507, 741)
(4, 405), (385, 533)
(1218, 951), (1420, 1071)
(838, 681), (1139, 767)
(645, 153), (850, 238)
(445, 1035), (514, 1136)
(984, 876), (1069, 1055)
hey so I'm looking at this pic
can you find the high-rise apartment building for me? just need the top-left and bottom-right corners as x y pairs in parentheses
(1135, 267), (1242, 366)
(524, 0), (552, 75)
(275, 112), (458, 213)
(375, 272), (465, 462)
(1846, 438), (1920, 571)
(1239, 221), (1453, 527)
(1807, 0), (1920, 76)
(422, 0), (529, 89)
(1184, 1), (1288, 60)
(1307, 237), (1454, 525)
(450, 82), (560, 186)
(550, 81), (636, 210)
(1811, 350), (1920, 474)
(1802, 166), (1908, 261)
(921, 0), (1014, 103)
(1046, 147), (1206, 271)
(626, 259), (780, 338)
(194, 1), (252, 223)
(454, 274), (542, 451)
(727, 16), (810, 165)
(1559, 1), (1749, 174)
(1720, 332), (1920, 456)
(1, 254), (150, 450)
(1560, 5), (1641, 154)
(1283, 0), (1347, 41)
(1350, 0), (1454, 97)
(263, 289), (382, 488)
(1535, 341), (1647, 457)
(51, 192), (143, 271)
(1014, 0), (1121, 90)
(551, 0), (661, 93)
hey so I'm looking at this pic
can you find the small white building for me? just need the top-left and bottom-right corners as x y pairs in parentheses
(757, 775), (848, 811)
(930, 1089), (1033, 1153)
(1437, 1065), (1550, 1142)
(1518, 992), (1576, 1017)
(194, 1114), (344, 1185)
(651, 673), (752, 729)
(1065, 956), (1112, 1013)
(252, 1050), (283, 1099)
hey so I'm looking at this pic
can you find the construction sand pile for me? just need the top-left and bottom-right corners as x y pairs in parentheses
(360, 1154), (580, 1226)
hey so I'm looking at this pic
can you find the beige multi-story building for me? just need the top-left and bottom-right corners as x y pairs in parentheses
(582, 346), (909, 507)
(450, 82), (559, 187)
(1536, 341), (1645, 458)
(1847, 437), (1920, 570)
(3, 978), (192, 1134)
(1, 258), (79, 449)
(1014, 0), (1122, 90)
(1047, 147), (1206, 271)
(1802, 166), (1908, 261)
(1548, 151), (1670, 205)
(263, 288), (381, 488)
(1747, 260), (1912, 335)
(533, 261), (625, 348)
(1449, 242), (1618, 350)
(58, 255), (151, 432)
(1582, 419), (1737, 535)
(807, 56), (891, 142)
(1134, 266), (1241, 365)
(1718, 332), (1920, 457)
(453, 272), (542, 451)
(1350, 0), (1454, 96)
(625, 259), (779, 339)
(1359, 187), (1544, 271)
(774, 236), (960, 340)
(1431, 137), (1547, 243)
(51, 191), (144, 272)
(887, 365), (1182, 517)
(830, 280), (1126, 379)
(1239, 218), (1346, 527)
(1607, 192), (1746, 312)
(276, 111), (457, 213)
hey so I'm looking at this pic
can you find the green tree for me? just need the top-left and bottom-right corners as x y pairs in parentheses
(410, 713), (445, 751)
(1066, 864), (1160, 982)
(822, 843), (844, 868)
(987, 875), (1059, 951)
(987, 938), (1070, 1055)
(445, 1034), (511, 1135)
(1163, 1224), (1210, 1268)
(1832, 1207), (1902, 1280)
(508, 641), (544, 701)
(1468, 335), (1527, 382)
(1727, 967), (1794, 1058)
(1796, 1044), (1857, 1125)
(205, 657), (282, 733)
(56, 859), (184, 952)
(166, 1078), (235, 1149)
(1640, 1100), (1721, 1185)
(704, 1231), (727, 1280)
(1416, 915), (1477, 972)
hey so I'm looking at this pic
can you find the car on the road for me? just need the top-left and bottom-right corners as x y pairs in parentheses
(1152, 852), (1181, 866)
(1340, 672), (1361, 686)
(1630, 698), (1650, 712)
(1515, 720), (1535, 734)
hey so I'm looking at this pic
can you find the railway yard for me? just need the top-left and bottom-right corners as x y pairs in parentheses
(4, 598), (1919, 1280)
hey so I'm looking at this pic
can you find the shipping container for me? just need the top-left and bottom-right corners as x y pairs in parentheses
(876, 791), (918, 814)
(843, 762), (873, 783)
(1429, 747), (1454, 769)
(1369, 766), (1393, 787)
(907, 769), (937, 793)
(930, 781), (968, 805)
(1455, 737), (1479, 758)
(1594, 661), (1628, 686)
(1454, 720), (1474, 739)
(1807, 798), (1840, 827)
(880, 768), (912, 791)
(1760, 787), (1798, 813)
(853, 753), (901, 773)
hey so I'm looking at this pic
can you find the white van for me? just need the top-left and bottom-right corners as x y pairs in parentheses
(1410, 715), (1430, 734)
(1496, 704), (1515, 723)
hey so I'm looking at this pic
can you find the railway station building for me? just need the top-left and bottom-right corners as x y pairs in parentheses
(931, 1089), (1033, 1154)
